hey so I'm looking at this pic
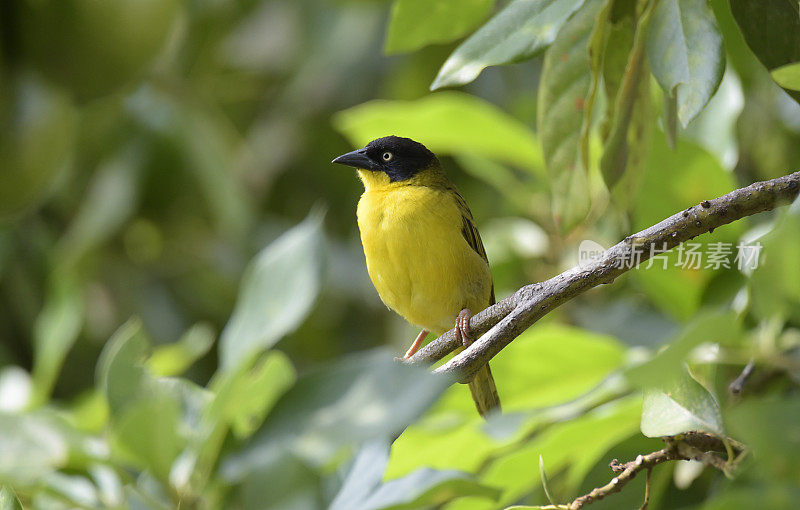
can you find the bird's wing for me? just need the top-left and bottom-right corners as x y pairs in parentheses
(452, 189), (496, 305)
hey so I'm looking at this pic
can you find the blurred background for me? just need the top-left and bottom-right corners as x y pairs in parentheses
(2, 0), (800, 508)
(0, 0), (557, 397)
(2, 0), (798, 397)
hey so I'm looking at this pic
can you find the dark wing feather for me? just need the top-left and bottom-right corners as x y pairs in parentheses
(452, 189), (495, 305)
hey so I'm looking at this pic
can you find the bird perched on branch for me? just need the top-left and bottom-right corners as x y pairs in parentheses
(332, 136), (501, 417)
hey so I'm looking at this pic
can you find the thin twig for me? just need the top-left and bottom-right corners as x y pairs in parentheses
(407, 171), (800, 382)
(567, 432), (742, 509)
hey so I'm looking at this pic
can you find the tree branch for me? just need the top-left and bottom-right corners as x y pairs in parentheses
(567, 432), (742, 510)
(407, 171), (800, 382)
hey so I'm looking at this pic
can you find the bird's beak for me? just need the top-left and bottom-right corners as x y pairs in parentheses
(331, 148), (372, 169)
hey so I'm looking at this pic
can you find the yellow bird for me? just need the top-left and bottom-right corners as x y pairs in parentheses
(333, 136), (501, 417)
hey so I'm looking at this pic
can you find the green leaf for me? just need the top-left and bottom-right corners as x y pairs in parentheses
(578, 0), (614, 172)
(492, 324), (625, 410)
(771, 62), (800, 91)
(640, 371), (724, 438)
(148, 323), (215, 377)
(96, 319), (151, 413)
(111, 397), (183, 482)
(730, 0), (800, 103)
(330, 441), (391, 510)
(626, 310), (740, 389)
(386, 324), (625, 479)
(0, 413), (68, 485)
(599, 0), (653, 189)
(333, 92), (544, 173)
(227, 351), (297, 438)
(431, 0), (588, 89)
(0, 487), (23, 510)
(360, 469), (500, 509)
(235, 451), (321, 510)
(31, 270), (84, 406)
(749, 198), (800, 322)
(219, 211), (324, 371)
(647, 0), (725, 127)
(334, 442), (500, 510)
(209, 351), (296, 433)
(537, 0), (602, 231)
(727, 396), (800, 481)
(385, 0), (494, 55)
(682, 68), (744, 170)
(478, 396), (641, 506)
(221, 350), (450, 478)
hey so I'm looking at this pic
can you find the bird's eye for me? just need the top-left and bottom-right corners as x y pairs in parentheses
(382, 151), (393, 162)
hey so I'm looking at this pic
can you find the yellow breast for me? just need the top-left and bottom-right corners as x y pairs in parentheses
(356, 170), (492, 334)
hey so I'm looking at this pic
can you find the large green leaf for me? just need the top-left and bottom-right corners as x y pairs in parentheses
(640, 371), (724, 438)
(219, 211), (324, 371)
(234, 451), (321, 510)
(221, 350), (450, 478)
(330, 441), (391, 510)
(361, 469), (500, 509)
(647, 0), (725, 127)
(384, 0), (494, 55)
(172, 352), (297, 498)
(730, 0), (800, 103)
(386, 324), (625, 479)
(477, 397), (641, 507)
(431, 0), (588, 89)
(333, 92), (544, 173)
(333, 440), (500, 510)
(537, 0), (602, 231)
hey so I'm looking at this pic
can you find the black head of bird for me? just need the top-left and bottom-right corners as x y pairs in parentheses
(331, 135), (438, 182)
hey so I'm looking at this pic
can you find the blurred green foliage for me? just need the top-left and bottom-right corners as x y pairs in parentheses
(1, 0), (800, 508)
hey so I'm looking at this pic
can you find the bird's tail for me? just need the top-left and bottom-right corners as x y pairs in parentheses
(468, 362), (501, 418)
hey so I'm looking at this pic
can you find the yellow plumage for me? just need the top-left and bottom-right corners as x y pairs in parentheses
(356, 167), (492, 334)
(333, 136), (501, 417)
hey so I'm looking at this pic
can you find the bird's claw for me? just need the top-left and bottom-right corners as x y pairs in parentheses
(455, 308), (472, 347)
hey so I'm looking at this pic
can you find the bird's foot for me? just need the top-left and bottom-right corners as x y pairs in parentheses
(455, 308), (473, 347)
(401, 329), (429, 360)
